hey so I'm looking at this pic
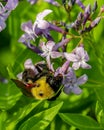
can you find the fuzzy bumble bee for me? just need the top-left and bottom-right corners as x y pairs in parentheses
(12, 61), (63, 100)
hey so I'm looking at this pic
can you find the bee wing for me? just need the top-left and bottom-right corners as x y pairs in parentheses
(11, 79), (33, 97)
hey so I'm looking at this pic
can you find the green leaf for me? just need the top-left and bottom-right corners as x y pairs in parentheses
(0, 64), (9, 78)
(95, 101), (103, 123)
(100, 112), (104, 128)
(95, 88), (104, 111)
(0, 81), (21, 110)
(59, 113), (104, 130)
(95, 88), (104, 128)
(0, 111), (7, 130)
(6, 100), (42, 130)
(18, 102), (63, 130)
(95, 101), (104, 128)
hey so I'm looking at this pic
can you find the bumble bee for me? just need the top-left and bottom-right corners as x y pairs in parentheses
(12, 62), (63, 100)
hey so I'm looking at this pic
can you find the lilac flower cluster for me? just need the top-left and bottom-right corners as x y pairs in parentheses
(1, 0), (104, 97)
(0, 0), (103, 32)
(0, 0), (82, 32)
(17, 8), (92, 96)
(66, 1), (101, 34)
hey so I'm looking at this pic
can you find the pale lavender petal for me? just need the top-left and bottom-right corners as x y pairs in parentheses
(18, 33), (31, 42)
(37, 20), (49, 29)
(0, 2), (4, 11)
(75, 47), (85, 57)
(63, 86), (72, 94)
(50, 62), (54, 72)
(39, 42), (47, 52)
(66, 67), (76, 80)
(81, 62), (91, 69)
(62, 68), (76, 85)
(24, 59), (33, 68)
(17, 72), (23, 80)
(72, 62), (81, 70)
(46, 41), (55, 50)
(46, 55), (51, 70)
(51, 51), (63, 58)
(36, 9), (52, 20)
(84, 51), (89, 61)
(44, 0), (60, 6)
(76, 0), (85, 10)
(0, 20), (6, 32)
(21, 21), (33, 33)
(0, 5), (10, 20)
(64, 53), (78, 62)
(5, 0), (18, 10)
(24, 59), (34, 69)
(54, 67), (61, 76)
(40, 52), (48, 57)
(24, 59), (38, 74)
(72, 86), (82, 94)
(77, 74), (88, 85)
(60, 61), (70, 74)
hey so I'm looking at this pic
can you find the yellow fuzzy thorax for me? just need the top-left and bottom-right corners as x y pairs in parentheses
(31, 76), (55, 100)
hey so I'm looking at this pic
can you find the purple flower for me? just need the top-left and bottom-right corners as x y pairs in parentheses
(32, 9), (65, 39)
(54, 60), (70, 76)
(63, 68), (88, 95)
(19, 9), (66, 43)
(76, 0), (85, 10)
(0, 3), (10, 32)
(39, 41), (63, 69)
(33, 9), (52, 30)
(44, 0), (60, 6)
(40, 41), (63, 58)
(5, 0), (19, 10)
(64, 46), (91, 70)
(19, 9), (53, 43)
(53, 38), (70, 51)
(18, 21), (36, 43)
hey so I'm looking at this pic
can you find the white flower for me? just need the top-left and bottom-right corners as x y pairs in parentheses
(39, 41), (63, 70)
(19, 9), (53, 43)
(33, 9), (52, 30)
(64, 46), (91, 70)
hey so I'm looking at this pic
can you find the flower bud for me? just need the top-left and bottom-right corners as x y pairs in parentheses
(80, 17), (101, 34)
(90, 17), (101, 28)
(71, 12), (83, 30)
(92, 1), (98, 12)
(71, 0), (76, 6)
(76, 0), (85, 10)
(77, 12), (83, 21)
(100, 5), (104, 13)
(83, 4), (91, 25)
